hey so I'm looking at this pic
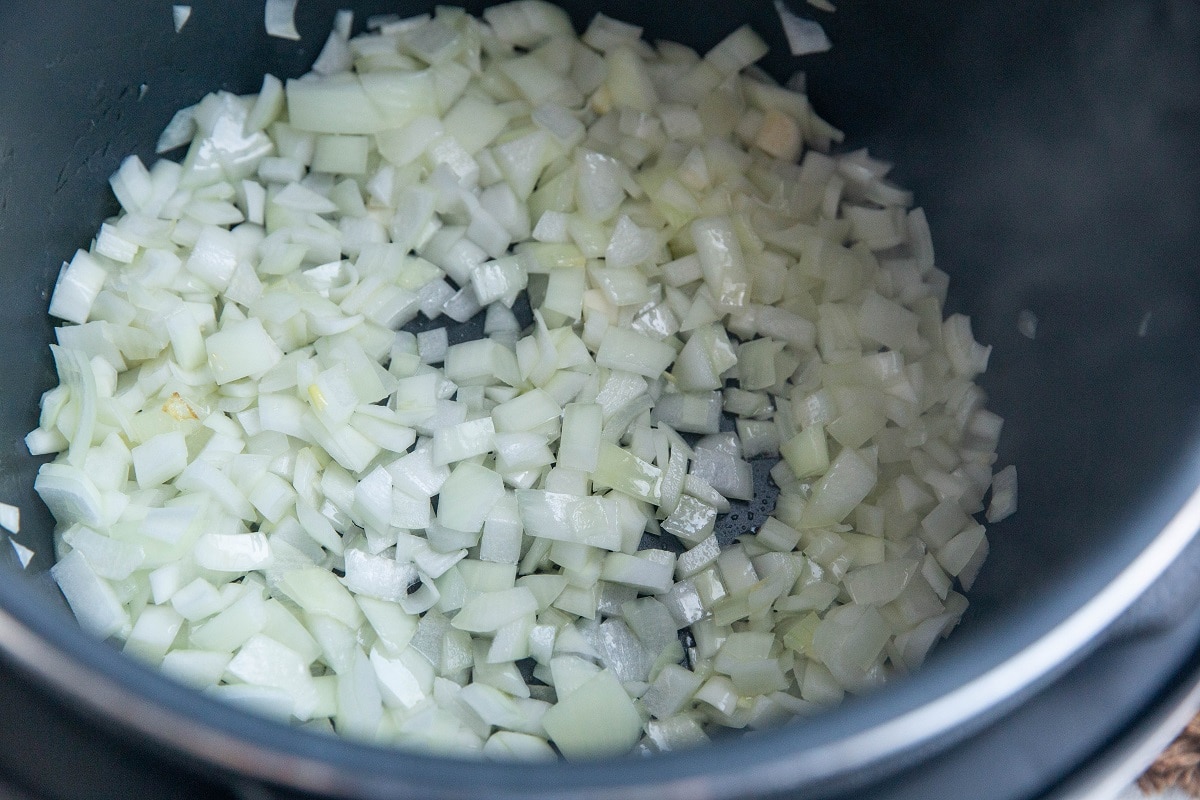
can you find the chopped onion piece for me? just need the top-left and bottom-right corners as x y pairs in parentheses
(10, 540), (34, 569)
(0, 503), (20, 534)
(156, 107), (197, 153)
(987, 465), (1018, 523)
(264, 0), (300, 40)
(50, 550), (129, 638)
(49, 250), (107, 325)
(541, 669), (642, 759)
(227, 634), (320, 720)
(517, 490), (621, 551)
(774, 1), (832, 55)
(172, 5), (191, 32)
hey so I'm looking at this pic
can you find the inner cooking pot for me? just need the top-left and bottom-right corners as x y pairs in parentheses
(1, 1), (1199, 798)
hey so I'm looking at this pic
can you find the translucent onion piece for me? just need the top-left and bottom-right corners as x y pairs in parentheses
(264, 0), (300, 40)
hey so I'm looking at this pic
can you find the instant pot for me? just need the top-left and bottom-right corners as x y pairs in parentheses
(1, 1), (1199, 798)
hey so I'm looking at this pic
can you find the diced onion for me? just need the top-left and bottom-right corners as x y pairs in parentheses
(33, 2), (1011, 763)
(775, 1), (832, 56)
(172, 5), (192, 33)
(264, 0), (300, 40)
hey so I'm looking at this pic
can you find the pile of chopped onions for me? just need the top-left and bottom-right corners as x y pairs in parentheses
(32, 2), (1015, 760)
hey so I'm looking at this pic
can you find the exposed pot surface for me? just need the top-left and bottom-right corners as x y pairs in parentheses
(0, 1), (1198, 798)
